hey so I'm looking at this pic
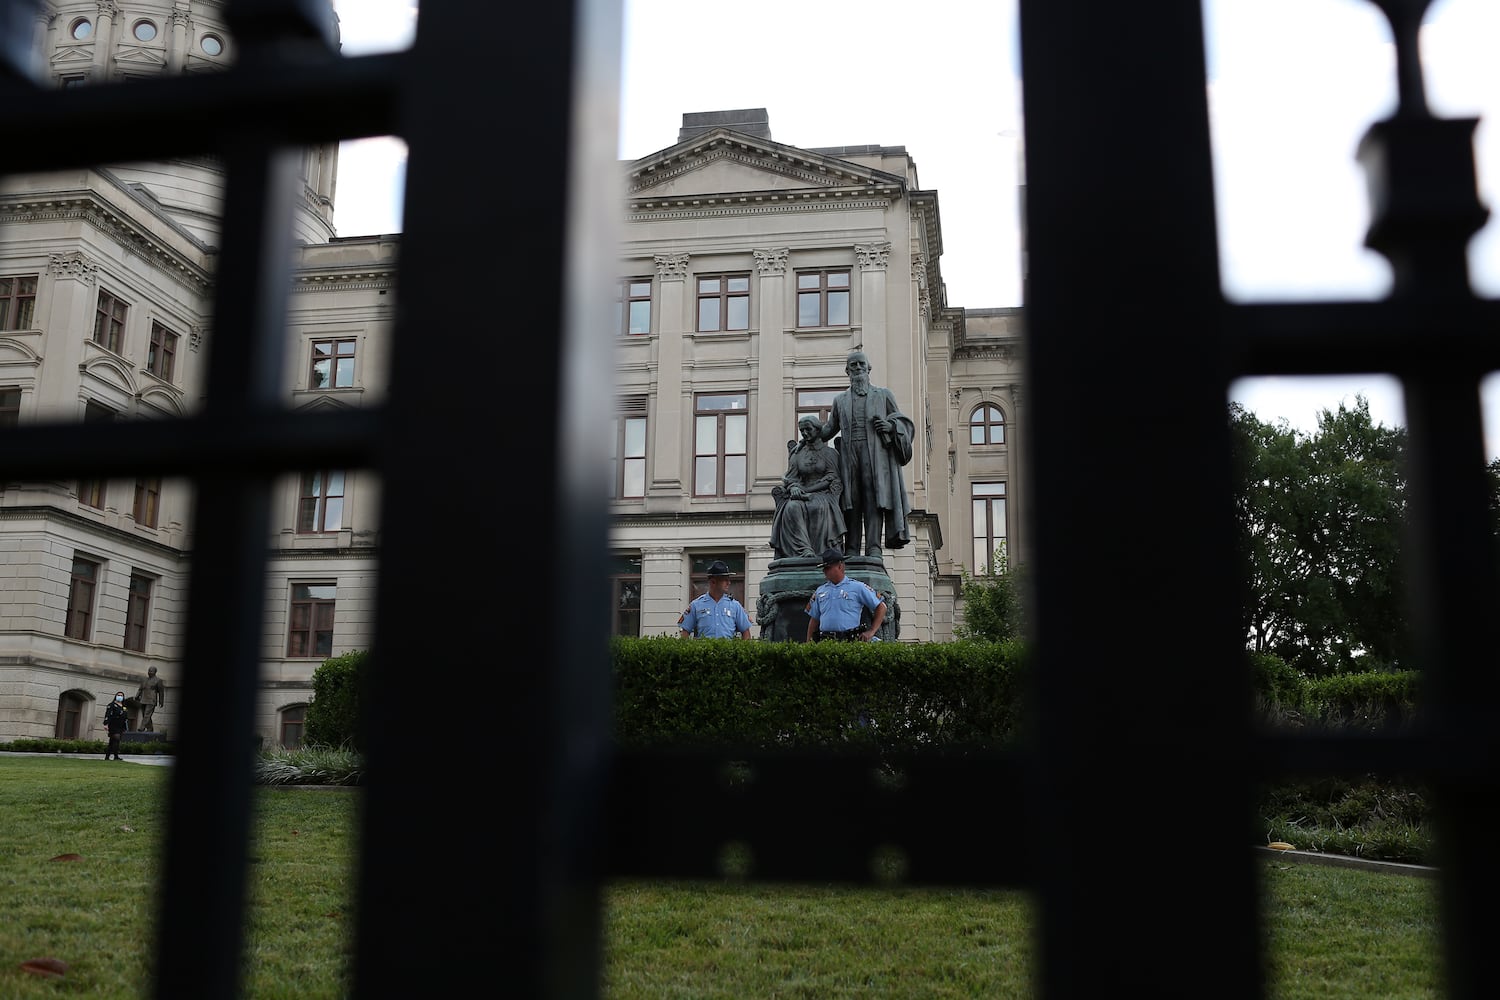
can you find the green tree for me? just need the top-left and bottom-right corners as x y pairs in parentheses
(1229, 397), (1411, 676)
(954, 548), (1029, 642)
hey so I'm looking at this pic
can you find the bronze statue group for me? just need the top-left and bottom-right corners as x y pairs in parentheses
(771, 349), (914, 563)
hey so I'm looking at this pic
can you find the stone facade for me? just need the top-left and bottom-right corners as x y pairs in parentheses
(0, 7), (1026, 746)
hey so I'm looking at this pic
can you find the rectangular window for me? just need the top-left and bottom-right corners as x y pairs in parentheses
(65, 555), (100, 641)
(610, 553), (642, 637)
(94, 290), (128, 353)
(972, 482), (1008, 575)
(58, 694), (83, 739)
(133, 477), (162, 527)
(280, 705), (307, 749)
(0, 275), (38, 330)
(611, 398), (647, 499)
(287, 583), (337, 658)
(617, 278), (652, 335)
(694, 392), (748, 496)
(125, 572), (153, 652)
(696, 274), (750, 332)
(796, 269), (851, 327)
(310, 338), (357, 389)
(689, 553), (746, 606)
(297, 470), (346, 532)
(77, 401), (116, 509)
(147, 321), (179, 381)
(0, 386), (19, 428)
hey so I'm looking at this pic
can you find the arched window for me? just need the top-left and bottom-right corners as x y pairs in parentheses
(56, 690), (88, 739)
(969, 403), (1005, 445)
(279, 705), (307, 749)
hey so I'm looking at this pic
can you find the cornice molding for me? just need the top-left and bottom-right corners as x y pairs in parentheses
(0, 504), (187, 560)
(953, 343), (1022, 363)
(628, 196), (895, 220)
(2, 195), (212, 291)
(290, 269), (397, 292)
(610, 510), (772, 530)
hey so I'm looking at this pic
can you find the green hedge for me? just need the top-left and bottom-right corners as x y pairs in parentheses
(612, 636), (1029, 753)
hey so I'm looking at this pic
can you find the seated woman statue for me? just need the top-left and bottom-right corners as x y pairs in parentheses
(770, 415), (847, 560)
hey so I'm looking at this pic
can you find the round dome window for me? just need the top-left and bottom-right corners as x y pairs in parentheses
(201, 34), (224, 56)
(133, 21), (158, 42)
(70, 19), (92, 40)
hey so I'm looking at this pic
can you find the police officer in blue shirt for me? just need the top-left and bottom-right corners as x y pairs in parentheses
(679, 560), (754, 639)
(806, 548), (886, 642)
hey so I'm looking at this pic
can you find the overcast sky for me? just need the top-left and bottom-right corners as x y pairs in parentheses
(330, 0), (1500, 453)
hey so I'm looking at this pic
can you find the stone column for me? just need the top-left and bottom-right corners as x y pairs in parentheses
(752, 247), (788, 492)
(38, 252), (100, 420)
(168, 7), (188, 71)
(34, 5), (54, 69)
(855, 241), (890, 375)
(647, 253), (688, 505)
(91, 0), (119, 75)
(640, 545), (688, 636)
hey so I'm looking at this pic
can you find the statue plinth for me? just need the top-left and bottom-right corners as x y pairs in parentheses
(756, 555), (900, 642)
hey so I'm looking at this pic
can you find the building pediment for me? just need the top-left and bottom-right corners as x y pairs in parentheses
(79, 351), (138, 398)
(627, 128), (905, 204)
(295, 394), (354, 413)
(0, 336), (42, 368)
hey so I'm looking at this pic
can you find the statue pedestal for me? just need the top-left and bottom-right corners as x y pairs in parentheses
(756, 555), (900, 642)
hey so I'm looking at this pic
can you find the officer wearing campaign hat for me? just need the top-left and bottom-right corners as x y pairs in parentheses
(805, 548), (886, 642)
(678, 560), (754, 639)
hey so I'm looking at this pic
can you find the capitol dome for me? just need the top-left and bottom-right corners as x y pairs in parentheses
(29, 0), (343, 246)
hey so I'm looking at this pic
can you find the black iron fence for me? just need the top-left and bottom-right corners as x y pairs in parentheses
(2, 0), (1493, 996)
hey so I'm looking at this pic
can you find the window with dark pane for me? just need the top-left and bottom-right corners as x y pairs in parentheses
(65, 555), (100, 641)
(797, 269), (850, 327)
(611, 553), (642, 637)
(287, 583), (336, 658)
(57, 692), (85, 739)
(147, 322), (179, 381)
(297, 470), (345, 532)
(125, 572), (153, 652)
(970, 403), (1005, 445)
(0, 275), (37, 330)
(280, 705), (307, 749)
(696, 274), (750, 332)
(133, 477), (161, 527)
(93, 290), (127, 353)
(0, 386), (19, 428)
(694, 392), (748, 496)
(310, 338), (357, 389)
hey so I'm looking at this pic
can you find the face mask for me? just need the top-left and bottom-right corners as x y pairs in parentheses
(115, 696), (123, 702)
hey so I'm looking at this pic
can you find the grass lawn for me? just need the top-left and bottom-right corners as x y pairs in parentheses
(0, 755), (1445, 998)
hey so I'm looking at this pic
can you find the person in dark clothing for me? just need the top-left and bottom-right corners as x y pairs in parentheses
(103, 691), (128, 760)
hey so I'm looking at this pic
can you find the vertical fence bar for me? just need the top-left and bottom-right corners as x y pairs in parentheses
(152, 135), (302, 999)
(351, 0), (619, 995)
(1017, 1), (1262, 995)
